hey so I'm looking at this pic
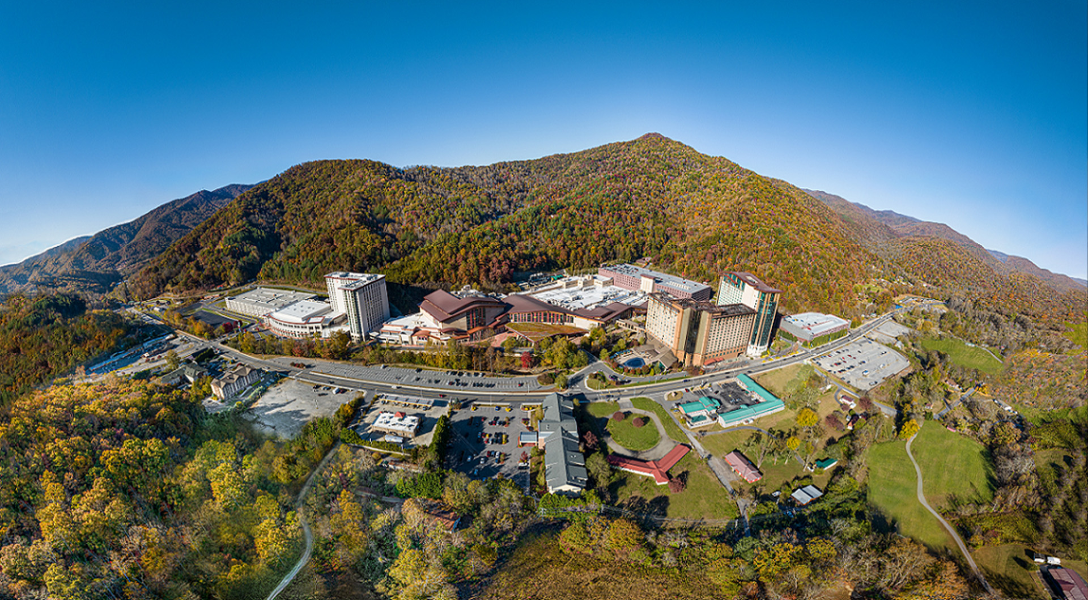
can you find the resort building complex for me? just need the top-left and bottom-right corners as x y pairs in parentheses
(717, 271), (782, 356)
(645, 293), (756, 367)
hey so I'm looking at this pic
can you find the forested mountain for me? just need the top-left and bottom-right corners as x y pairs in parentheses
(0, 184), (251, 296)
(808, 189), (1087, 295)
(129, 135), (1085, 325)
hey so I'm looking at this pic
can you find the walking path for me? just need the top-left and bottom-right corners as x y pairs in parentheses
(267, 441), (342, 600)
(905, 434), (995, 596)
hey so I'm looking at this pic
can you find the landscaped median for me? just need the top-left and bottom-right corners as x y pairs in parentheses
(630, 397), (686, 442)
(605, 412), (660, 451)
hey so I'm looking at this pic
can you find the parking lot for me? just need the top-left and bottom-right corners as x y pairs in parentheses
(448, 403), (534, 487)
(812, 338), (909, 390)
(353, 393), (451, 447)
(310, 363), (547, 394)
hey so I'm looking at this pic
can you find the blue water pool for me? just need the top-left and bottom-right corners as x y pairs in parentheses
(624, 357), (645, 369)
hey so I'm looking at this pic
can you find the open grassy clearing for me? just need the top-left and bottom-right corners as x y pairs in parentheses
(752, 363), (805, 397)
(700, 429), (753, 457)
(973, 544), (1048, 600)
(606, 413), (661, 451)
(586, 401), (620, 418)
(911, 420), (994, 507)
(919, 336), (1004, 374)
(476, 528), (723, 600)
(630, 397), (687, 442)
(1064, 321), (1087, 350)
(866, 439), (953, 551)
(610, 453), (739, 521)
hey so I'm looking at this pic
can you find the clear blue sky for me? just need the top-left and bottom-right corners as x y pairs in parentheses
(2, 1), (1085, 279)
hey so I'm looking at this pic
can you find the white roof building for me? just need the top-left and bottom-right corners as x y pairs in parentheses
(265, 299), (347, 339)
(371, 412), (421, 437)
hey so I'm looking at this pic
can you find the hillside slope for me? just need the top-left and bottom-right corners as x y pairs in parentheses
(130, 136), (1084, 324)
(132, 135), (879, 315)
(808, 189), (1086, 295)
(0, 184), (251, 295)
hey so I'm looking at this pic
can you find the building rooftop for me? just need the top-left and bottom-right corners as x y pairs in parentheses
(783, 312), (850, 337)
(420, 289), (507, 323)
(722, 271), (782, 294)
(1045, 567), (1088, 600)
(724, 450), (762, 482)
(268, 299), (337, 324)
(601, 264), (712, 294)
(649, 292), (757, 316)
(372, 411), (420, 435)
(229, 287), (316, 310)
(679, 396), (722, 415)
(525, 276), (650, 312)
(791, 485), (824, 506)
(607, 444), (690, 484)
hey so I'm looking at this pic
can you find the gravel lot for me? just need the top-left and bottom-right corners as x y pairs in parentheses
(246, 378), (361, 438)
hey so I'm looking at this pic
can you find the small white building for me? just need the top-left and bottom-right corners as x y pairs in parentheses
(371, 411), (421, 437)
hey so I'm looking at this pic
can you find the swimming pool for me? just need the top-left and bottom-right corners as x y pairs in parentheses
(624, 357), (645, 369)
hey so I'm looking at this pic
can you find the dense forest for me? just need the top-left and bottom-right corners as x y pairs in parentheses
(129, 134), (1086, 326)
(0, 377), (354, 599)
(0, 294), (133, 405)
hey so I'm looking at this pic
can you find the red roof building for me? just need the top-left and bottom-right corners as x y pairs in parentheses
(1045, 567), (1088, 600)
(607, 444), (691, 485)
(724, 450), (762, 483)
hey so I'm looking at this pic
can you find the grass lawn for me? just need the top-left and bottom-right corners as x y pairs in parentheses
(606, 413), (661, 451)
(753, 364), (805, 398)
(911, 420), (994, 508)
(866, 439), (954, 551)
(1064, 321), (1087, 350)
(700, 429), (754, 457)
(610, 453), (739, 521)
(586, 401), (620, 419)
(974, 544), (1048, 600)
(631, 397), (687, 442)
(919, 336), (1004, 375)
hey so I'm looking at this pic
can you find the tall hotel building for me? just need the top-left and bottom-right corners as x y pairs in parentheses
(717, 272), (781, 356)
(325, 272), (390, 338)
(645, 293), (756, 367)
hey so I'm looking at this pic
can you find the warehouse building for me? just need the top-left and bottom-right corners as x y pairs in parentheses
(538, 393), (587, 496)
(225, 287), (317, 318)
(780, 312), (850, 343)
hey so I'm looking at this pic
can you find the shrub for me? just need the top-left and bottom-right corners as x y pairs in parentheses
(537, 373), (555, 385)
(612, 411), (625, 422)
(632, 417), (646, 428)
(668, 477), (685, 493)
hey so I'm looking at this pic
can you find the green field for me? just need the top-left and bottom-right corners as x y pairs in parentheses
(919, 336), (1004, 374)
(630, 397), (687, 442)
(586, 400), (620, 418)
(610, 453), (739, 521)
(606, 413), (661, 451)
(974, 545), (1048, 599)
(700, 429), (754, 457)
(753, 363), (805, 398)
(866, 438), (953, 550)
(911, 420), (994, 507)
(1065, 321), (1087, 350)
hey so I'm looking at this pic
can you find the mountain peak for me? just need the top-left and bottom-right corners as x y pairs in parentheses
(637, 132), (669, 141)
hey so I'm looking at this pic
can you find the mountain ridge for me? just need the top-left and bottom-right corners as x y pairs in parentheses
(129, 135), (1085, 328)
(0, 184), (252, 295)
(805, 189), (1087, 294)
